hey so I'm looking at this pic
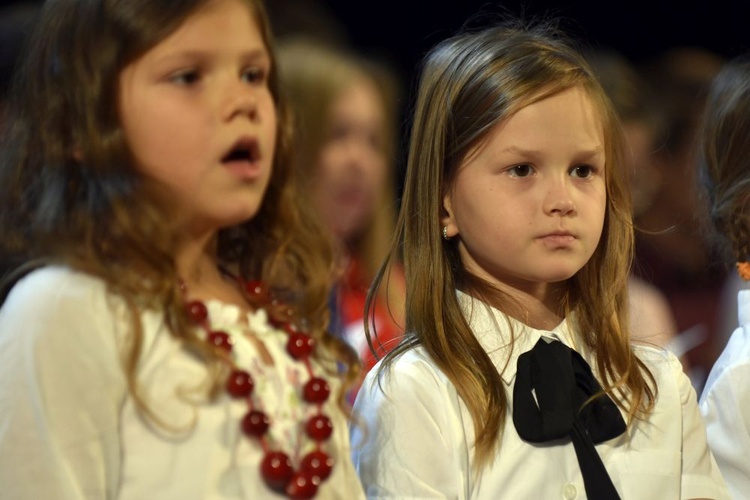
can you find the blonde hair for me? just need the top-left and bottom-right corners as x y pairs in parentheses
(368, 21), (656, 468)
(0, 0), (359, 422)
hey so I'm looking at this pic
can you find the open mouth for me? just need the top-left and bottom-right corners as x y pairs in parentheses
(222, 138), (260, 164)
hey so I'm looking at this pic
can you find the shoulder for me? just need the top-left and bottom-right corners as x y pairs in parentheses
(351, 346), (470, 498)
(0, 266), (128, 414)
(0, 266), (121, 347)
(352, 344), (468, 450)
(370, 346), (449, 386)
(701, 326), (750, 401)
(712, 325), (750, 372)
(628, 343), (709, 418)
(5, 265), (110, 307)
(357, 345), (455, 408)
(631, 342), (679, 371)
(630, 343), (689, 396)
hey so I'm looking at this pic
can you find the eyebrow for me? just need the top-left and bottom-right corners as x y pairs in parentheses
(153, 48), (270, 65)
(501, 145), (604, 159)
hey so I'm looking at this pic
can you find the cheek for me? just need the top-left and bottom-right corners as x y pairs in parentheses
(310, 158), (338, 209)
(315, 143), (346, 181)
(124, 106), (199, 164)
(597, 190), (608, 222)
(455, 195), (498, 236)
(584, 180), (607, 219)
(263, 99), (278, 140)
(590, 194), (608, 247)
(367, 156), (388, 190)
(121, 121), (160, 176)
(130, 127), (179, 171)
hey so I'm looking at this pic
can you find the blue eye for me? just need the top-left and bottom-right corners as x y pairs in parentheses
(508, 164), (533, 177)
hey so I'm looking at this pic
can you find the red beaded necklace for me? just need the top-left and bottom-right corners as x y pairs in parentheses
(180, 277), (335, 499)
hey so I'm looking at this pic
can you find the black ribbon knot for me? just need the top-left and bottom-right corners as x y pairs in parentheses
(513, 338), (626, 500)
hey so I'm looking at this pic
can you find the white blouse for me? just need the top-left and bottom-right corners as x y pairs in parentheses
(700, 289), (750, 499)
(351, 292), (729, 499)
(0, 266), (364, 499)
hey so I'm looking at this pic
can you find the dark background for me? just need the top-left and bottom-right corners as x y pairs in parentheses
(266, 0), (748, 184)
(277, 0), (748, 94)
(3, 0), (747, 93)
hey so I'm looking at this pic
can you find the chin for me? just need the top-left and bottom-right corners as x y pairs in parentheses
(541, 269), (580, 284)
(341, 227), (371, 246)
(218, 205), (263, 228)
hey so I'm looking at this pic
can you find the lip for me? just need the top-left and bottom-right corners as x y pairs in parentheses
(221, 136), (262, 181)
(336, 185), (369, 206)
(537, 231), (576, 246)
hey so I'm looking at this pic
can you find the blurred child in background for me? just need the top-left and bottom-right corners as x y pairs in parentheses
(278, 39), (405, 393)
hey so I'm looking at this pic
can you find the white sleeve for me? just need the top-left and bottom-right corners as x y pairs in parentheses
(0, 268), (127, 499)
(699, 353), (750, 499)
(671, 354), (732, 499)
(350, 355), (469, 499)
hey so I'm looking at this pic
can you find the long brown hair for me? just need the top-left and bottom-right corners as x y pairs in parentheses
(0, 0), (359, 421)
(367, 21), (656, 468)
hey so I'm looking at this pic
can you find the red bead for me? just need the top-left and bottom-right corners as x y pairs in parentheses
(241, 410), (269, 437)
(185, 300), (208, 324)
(226, 369), (254, 398)
(285, 471), (319, 499)
(260, 451), (294, 493)
(302, 377), (331, 403)
(287, 332), (315, 360)
(300, 450), (334, 481)
(207, 330), (232, 352)
(303, 377), (331, 404)
(306, 414), (333, 441)
(244, 280), (269, 302)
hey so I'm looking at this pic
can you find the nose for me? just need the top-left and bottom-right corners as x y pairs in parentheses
(340, 134), (382, 174)
(224, 85), (258, 122)
(345, 138), (369, 169)
(543, 179), (576, 216)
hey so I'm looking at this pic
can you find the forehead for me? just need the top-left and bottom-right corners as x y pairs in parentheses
(477, 87), (604, 152)
(143, 0), (267, 59)
(331, 78), (384, 116)
(514, 87), (600, 132)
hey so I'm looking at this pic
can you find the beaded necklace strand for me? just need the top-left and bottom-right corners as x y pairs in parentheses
(180, 277), (335, 499)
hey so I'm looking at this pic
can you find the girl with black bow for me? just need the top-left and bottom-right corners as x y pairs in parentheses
(350, 21), (729, 499)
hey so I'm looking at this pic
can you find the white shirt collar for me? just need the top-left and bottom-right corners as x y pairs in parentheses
(456, 290), (575, 386)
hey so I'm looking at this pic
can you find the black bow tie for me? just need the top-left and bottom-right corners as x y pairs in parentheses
(513, 338), (626, 500)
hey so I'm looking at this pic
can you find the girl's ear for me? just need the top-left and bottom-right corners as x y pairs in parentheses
(441, 191), (457, 239)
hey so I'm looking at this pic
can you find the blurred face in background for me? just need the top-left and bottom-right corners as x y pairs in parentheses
(313, 77), (388, 244)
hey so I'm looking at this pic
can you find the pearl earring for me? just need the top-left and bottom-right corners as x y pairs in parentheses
(442, 226), (450, 241)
